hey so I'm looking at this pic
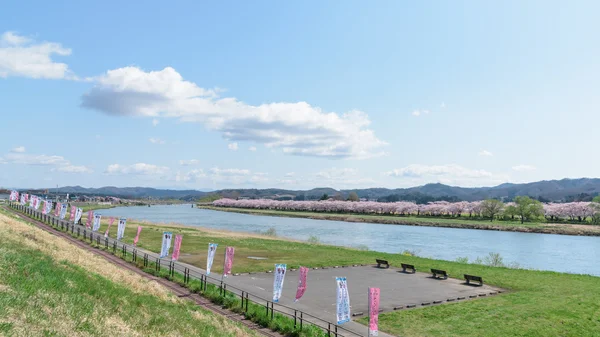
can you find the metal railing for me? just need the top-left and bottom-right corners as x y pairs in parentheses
(8, 202), (362, 337)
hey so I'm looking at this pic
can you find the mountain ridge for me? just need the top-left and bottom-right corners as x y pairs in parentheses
(47, 178), (600, 202)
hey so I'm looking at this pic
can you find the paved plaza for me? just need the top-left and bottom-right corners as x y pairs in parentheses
(226, 265), (502, 336)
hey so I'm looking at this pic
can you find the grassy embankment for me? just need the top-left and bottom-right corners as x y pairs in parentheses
(86, 214), (600, 337)
(0, 209), (256, 337)
(197, 205), (600, 236)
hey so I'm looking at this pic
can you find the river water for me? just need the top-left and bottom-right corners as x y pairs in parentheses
(99, 204), (600, 276)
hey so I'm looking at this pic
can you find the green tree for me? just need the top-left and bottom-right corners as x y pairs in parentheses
(514, 196), (544, 224)
(593, 196), (600, 203)
(481, 199), (504, 222)
(320, 193), (329, 201)
(347, 192), (359, 202)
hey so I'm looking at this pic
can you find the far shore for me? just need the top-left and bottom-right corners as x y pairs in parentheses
(197, 205), (600, 237)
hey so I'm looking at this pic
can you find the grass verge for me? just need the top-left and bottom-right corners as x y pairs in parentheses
(0, 209), (255, 337)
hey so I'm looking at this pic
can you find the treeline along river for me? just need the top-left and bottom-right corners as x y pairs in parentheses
(99, 204), (600, 276)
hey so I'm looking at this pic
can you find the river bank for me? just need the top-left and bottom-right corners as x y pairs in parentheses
(9, 205), (600, 337)
(197, 205), (600, 237)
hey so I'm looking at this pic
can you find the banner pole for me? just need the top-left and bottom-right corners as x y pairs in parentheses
(368, 287), (370, 336)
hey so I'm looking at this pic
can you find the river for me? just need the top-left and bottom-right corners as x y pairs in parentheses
(99, 204), (600, 276)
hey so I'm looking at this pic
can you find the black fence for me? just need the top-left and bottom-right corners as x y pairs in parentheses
(8, 202), (363, 337)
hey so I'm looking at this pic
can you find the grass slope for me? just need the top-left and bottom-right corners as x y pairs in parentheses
(89, 215), (600, 337)
(0, 210), (255, 337)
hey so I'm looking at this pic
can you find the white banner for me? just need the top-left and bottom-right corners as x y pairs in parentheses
(273, 264), (287, 302)
(74, 208), (83, 224)
(160, 232), (173, 258)
(9, 190), (17, 201)
(59, 203), (68, 219)
(117, 218), (127, 241)
(336, 277), (351, 325)
(92, 213), (102, 232)
(45, 201), (53, 215)
(206, 243), (218, 275)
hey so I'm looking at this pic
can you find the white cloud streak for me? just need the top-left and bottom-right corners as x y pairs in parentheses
(179, 159), (199, 166)
(478, 150), (493, 157)
(10, 146), (25, 153)
(228, 142), (238, 151)
(105, 163), (170, 176)
(512, 164), (536, 172)
(81, 66), (387, 159)
(0, 31), (75, 79)
(149, 137), (165, 144)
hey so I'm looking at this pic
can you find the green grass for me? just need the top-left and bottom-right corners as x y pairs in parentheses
(92, 216), (600, 337)
(78, 203), (116, 212)
(0, 224), (253, 336)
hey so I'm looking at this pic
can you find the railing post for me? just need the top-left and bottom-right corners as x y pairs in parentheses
(133, 249), (137, 263)
(105, 238), (109, 249)
(77, 227), (80, 237)
(144, 254), (148, 267)
(266, 300), (269, 317)
(122, 244), (126, 258)
(271, 302), (274, 320)
(156, 258), (161, 272)
(300, 312), (303, 330)
(112, 241), (117, 254)
(245, 292), (249, 312)
(294, 310), (297, 328)
(328, 323), (331, 336)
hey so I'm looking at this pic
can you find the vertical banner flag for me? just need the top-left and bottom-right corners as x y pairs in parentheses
(336, 277), (351, 325)
(9, 190), (17, 201)
(24, 194), (29, 205)
(92, 213), (102, 232)
(295, 266), (308, 302)
(28, 195), (34, 207)
(133, 226), (142, 246)
(54, 202), (61, 217)
(206, 243), (218, 275)
(86, 211), (93, 228)
(368, 288), (381, 336)
(273, 264), (287, 302)
(59, 203), (68, 220)
(20, 194), (25, 205)
(117, 218), (127, 241)
(42, 200), (48, 214)
(172, 234), (183, 261)
(34, 197), (41, 210)
(45, 201), (53, 215)
(105, 217), (115, 238)
(223, 247), (235, 277)
(160, 232), (173, 258)
(74, 208), (83, 225)
(69, 206), (76, 221)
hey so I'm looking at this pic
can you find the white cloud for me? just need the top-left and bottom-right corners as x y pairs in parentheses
(228, 142), (238, 151)
(478, 150), (493, 157)
(284, 172), (295, 177)
(249, 146), (257, 152)
(175, 169), (206, 182)
(105, 163), (170, 175)
(412, 110), (429, 117)
(152, 118), (159, 126)
(210, 167), (251, 176)
(0, 151), (92, 173)
(385, 164), (493, 179)
(56, 165), (94, 174)
(384, 164), (509, 187)
(10, 146), (25, 153)
(81, 66), (386, 159)
(440, 102), (446, 108)
(149, 137), (165, 144)
(179, 159), (199, 166)
(313, 167), (376, 187)
(512, 164), (536, 172)
(0, 31), (75, 79)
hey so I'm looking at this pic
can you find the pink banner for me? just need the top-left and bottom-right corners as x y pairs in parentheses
(133, 226), (142, 246)
(54, 202), (61, 217)
(104, 217), (115, 237)
(42, 200), (48, 214)
(368, 288), (380, 335)
(69, 206), (76, 221)
(86, 210), (93, 228)
(295, 266), (308, 302)
(172, 234), (183, 261)
(223, 247), (235, 277)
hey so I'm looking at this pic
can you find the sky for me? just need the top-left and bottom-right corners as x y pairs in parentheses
(1, 1), (599, 190)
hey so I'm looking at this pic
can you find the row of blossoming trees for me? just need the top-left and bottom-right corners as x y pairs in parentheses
(212, 198), (600, 224)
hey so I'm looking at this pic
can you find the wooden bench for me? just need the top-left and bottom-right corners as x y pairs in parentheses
(375, 259), (390, 269)
(401, 263), (416, 273)
(431, 268), (448, 279)
(464, 274), (483, 286)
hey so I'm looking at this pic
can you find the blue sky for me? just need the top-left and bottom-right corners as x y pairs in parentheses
(1, 1), (599, 190)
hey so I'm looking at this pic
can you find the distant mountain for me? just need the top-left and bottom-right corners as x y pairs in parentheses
(49, 178), (600, 203)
